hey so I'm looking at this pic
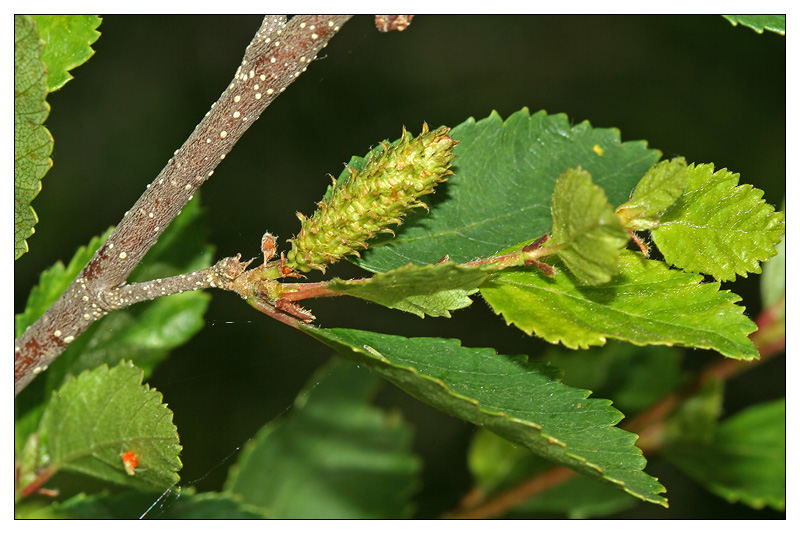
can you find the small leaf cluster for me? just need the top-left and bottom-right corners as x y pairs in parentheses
(551, 157), (784, 286)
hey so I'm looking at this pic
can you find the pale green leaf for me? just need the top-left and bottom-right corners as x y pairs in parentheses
(225, 359), (420, 518)
(616, 157), (689, 230)
(328, 262), (489, 317)
(665, 398), (785, 511)
(33, 361), (181, 491)
(651, 164), (784, 281)
(14, 15), (53, 259)
(550, 167), (629, 284)
(480, 250), (758, 359)
(351, 109), (660, 273)
(303, 327), (667, 506)
(723, 15), (785, 36)
(29, 15), (101, 92)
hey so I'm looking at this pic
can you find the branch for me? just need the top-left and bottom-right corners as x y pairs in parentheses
(15, 15), (353, 396)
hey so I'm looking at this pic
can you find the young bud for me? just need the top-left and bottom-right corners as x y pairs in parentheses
(286, 124), (458, 273)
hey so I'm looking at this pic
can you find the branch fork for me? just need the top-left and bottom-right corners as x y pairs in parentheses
(15, 15), (353, 396)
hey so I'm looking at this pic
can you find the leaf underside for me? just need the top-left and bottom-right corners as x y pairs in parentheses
(328, 262), (490, 317)
(722, 15), (785, 35)
(303, 326), (667, 507)
(14, 15), (52, 260)
(14, 16), (101, 260)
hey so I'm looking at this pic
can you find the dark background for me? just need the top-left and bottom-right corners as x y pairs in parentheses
(15, 15), (785, 518)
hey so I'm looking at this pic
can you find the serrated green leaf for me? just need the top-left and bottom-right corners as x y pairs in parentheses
(551, 167), (629, 284)
(225, 359), (420, 518)
(303, 327), (667, 506)
(32, 361), (181, 492)
(329, 262), (489, 317)
(723, 15), (785, 36)
(20, 490), (267, 519)
(351, 109), (660, 273)
(665, 398), (785, 511)
(481, 250), (758, 359)
(616, 157), (689, 230)
(468, 430), (640, 519)
(14, 15), (53, 260)
(651, 164), (784, 281)
(29, 15), (101, 92)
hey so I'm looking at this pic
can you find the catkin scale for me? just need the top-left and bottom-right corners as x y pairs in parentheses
(285, 124), (458, 273)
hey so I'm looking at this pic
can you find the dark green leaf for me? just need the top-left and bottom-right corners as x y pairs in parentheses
(225, 359), (420, 518)
(19, 490), (268, 519)
(651, 164), (785, 281)
(480, 250), (758, 359)
(550, 167), (628, 284)
(468, 430), (640, 519)
(14, 15), (52, 259)
(32, 361), (181, 492)
(665, 398), (785, 511)
(723, 15), (785, 35)
(329, 262), (489, 317)
(29, 15), (101, 91)
(352, 109), (660, 272)
(303, 327), (667, 506)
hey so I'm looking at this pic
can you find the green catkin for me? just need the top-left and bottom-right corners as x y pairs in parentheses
(286, 124), (458, 273)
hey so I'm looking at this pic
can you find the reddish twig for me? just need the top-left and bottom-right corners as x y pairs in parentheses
(14, 15), (353, 396)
